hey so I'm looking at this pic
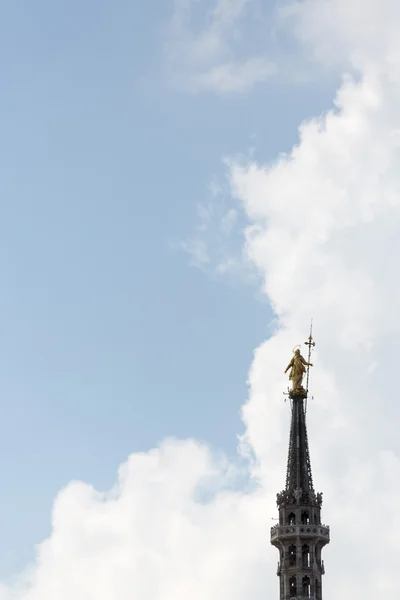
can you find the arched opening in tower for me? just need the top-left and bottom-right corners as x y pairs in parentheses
(289, 544), (296, 567)
(288, 512), (296, 525)
(302, 575), (311, 597)
(289, 576), (297, 596)
(302, 544), (310, 568)
(301, 510), (310, 525)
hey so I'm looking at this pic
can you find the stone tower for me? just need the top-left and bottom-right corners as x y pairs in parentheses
(270, 336), (330, 600)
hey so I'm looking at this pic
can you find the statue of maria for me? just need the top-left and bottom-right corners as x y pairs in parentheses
(285, 348), (313, 392)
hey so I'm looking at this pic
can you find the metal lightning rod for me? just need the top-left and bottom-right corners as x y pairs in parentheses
(304, 319), (315, 400)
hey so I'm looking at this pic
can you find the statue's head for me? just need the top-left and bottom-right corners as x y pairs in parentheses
(294, 348), (300, 355)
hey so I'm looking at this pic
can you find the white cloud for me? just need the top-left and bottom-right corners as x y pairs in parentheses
(192, 57), (277, 93)
(1, 441), (274, 600)
(166, 0), (276, 93)
(282, 0), (400, 73)
(220, 208), (238, 234)
(3, 0), (400, 598)
(176, 187), (258, 283)
(176, 238), (211, 268)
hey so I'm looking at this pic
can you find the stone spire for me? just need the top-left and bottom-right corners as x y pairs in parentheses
(271, 333), (330, 600)
(285, 393), (314, 503)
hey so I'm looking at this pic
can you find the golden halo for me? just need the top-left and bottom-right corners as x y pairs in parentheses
(292, 344), (301, 353)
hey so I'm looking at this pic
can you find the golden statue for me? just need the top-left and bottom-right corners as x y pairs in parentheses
(285, 348), (313, 392)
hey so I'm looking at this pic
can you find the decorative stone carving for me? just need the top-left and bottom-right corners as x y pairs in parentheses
(276, 489), (323, 508)
(294, 487), (303, 502)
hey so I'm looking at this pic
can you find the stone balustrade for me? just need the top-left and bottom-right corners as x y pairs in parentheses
(270, 524), (330, 541)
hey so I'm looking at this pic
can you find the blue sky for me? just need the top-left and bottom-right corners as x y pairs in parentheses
(0, 0), (341, 579)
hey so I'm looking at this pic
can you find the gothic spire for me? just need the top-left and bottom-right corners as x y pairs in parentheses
(285, 394), (314, 500)
(271, 331), (329, 600)
(280, 327), (318, 506)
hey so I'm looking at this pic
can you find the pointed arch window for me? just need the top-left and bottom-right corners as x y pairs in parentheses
(301, 510), (310, 524)
(302, 544), (310, 568)
(288, 512), (296, 525)
(289, 576), (297, 596)
(302, 575), (311, 597)
(289, 544), (296, 567)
